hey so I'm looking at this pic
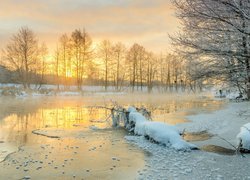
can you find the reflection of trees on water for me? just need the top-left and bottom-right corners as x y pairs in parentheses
(0, 97), (224, 145)
(40, 107), (108, 128)
(0, 106), (109, 145)
(1, 114), (30, 145)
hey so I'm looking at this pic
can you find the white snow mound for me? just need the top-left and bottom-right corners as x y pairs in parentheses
(128, 106), (137, 113)
(237, 123), (250, 150)
(128, 109), (197, 151)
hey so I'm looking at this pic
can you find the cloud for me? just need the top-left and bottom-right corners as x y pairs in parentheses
(0, 0), (179, 53)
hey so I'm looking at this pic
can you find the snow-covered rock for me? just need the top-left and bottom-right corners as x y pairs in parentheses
(128, 107), (197, 151)
(237, 123), (250, 150)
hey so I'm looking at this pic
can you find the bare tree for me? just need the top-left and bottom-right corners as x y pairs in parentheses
(145, 52), (157, 93)
(70, 29), (92, 90)
(59, 34), (70, 87)
(99, 40), (112, 91)
(37, 42), (48, 89)
(112, 42), (126, 91)
(2, 27), (40, 88)
(54, 46), (60, 90)
(127, 43), (145, 92)
(80, 29), (93, 88)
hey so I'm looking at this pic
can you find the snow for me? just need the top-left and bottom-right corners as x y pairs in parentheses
(237, 123), (250, 150)
(125, 101), (250, 179)
(210, 86), (249, 101)
(0, 84), (129, 97)
(177, 101), (250, 147)
(128, 108), (197, 151)
(125, 134), (250, 179)
(0, 93), (249, 179)
(0, 83), (207, 97)
(127, 106), (137, 113)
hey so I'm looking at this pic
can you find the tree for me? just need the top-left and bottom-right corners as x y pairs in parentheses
(171, 0), (250, 99)
(145, 52), (156, 93)
(99, 40), (112, 91)
(127, 43), (145, 92)
(138, 46), (146, 91)
(37, 42), (48, 89)
(112, 42), (126, 91)
(2, 27), (40, 88)
(59, 34), (70, 87)
(71, 29), (92, 90)
(54, 46), (60, 90)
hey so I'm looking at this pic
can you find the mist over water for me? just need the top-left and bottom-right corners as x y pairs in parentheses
(0, 94), (225, 179)
(0, 94), (224, 145)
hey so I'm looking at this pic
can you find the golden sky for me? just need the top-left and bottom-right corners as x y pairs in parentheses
(0, 0), (179, 53)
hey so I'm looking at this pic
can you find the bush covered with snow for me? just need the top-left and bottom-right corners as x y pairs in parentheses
(127, 108), (197, 151)
(0, 86), (28, 97)
(237, 123), (250, 150)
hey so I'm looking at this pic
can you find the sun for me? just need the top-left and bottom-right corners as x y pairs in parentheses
(66, 70), (72, 77)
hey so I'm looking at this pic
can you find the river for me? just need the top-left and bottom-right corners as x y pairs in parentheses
(0, 94), (224, 179)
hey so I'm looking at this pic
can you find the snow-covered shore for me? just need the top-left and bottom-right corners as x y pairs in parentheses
(126, 101), (250, 179)
(177, 101), (250, 148)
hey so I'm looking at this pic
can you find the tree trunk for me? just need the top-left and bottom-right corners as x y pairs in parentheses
(105, 54), (108, 91)
(116, 53), (120, 91)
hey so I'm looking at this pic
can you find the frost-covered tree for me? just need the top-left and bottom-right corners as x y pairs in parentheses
(171, 0), (250, 99)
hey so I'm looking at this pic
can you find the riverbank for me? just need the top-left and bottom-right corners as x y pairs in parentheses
(127, 101), (250, 179)
(0, 95), (247, 179)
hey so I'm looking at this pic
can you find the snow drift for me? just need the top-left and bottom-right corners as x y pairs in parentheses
(237, 123), (250, 150)
(127, 107), (197, 151)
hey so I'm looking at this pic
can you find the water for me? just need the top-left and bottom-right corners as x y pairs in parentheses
(0, 94), (225, 179)
(201, 145), (235, 155)
(183, 131), (214, 142)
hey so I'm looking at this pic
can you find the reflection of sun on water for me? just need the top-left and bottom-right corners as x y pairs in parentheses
(0, 107), (110, 144)
(0, 100), (146, 179)
(0, 97), (225, 146)
(39, 107), (109, 128)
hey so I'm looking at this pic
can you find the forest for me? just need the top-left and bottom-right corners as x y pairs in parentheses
(0, 0), (249, 99)
(0, 27), (200, 93)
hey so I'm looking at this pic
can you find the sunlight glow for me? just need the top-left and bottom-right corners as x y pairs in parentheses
(66, 70), (72, 78)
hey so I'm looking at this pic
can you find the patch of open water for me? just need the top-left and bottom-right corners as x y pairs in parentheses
(0, 95), (226, 178)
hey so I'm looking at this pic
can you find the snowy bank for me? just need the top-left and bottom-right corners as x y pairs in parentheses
(125, 102), (250, 179)
(126, 107), (197, 151)
(176, 101), (250, 150)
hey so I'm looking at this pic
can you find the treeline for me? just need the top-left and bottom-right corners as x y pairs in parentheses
(0, 27), (201, 92)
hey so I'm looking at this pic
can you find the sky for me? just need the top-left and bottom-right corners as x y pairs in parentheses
(0, 0), (179, 54)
